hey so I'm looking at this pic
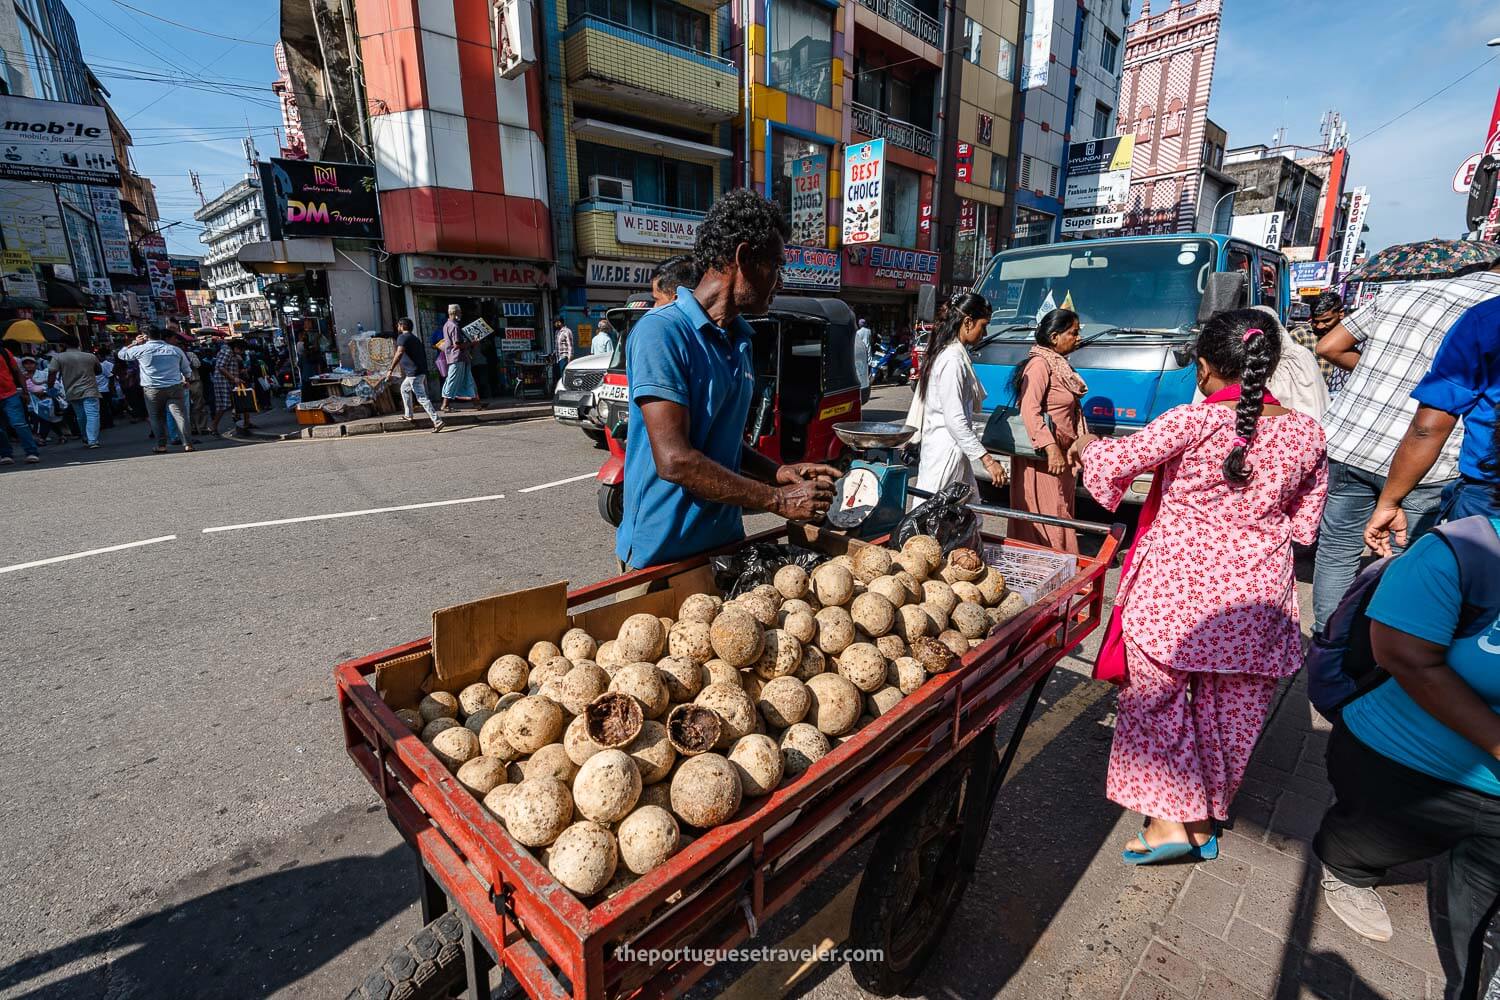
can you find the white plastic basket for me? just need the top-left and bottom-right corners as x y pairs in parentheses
(982, 544), (1078, 606)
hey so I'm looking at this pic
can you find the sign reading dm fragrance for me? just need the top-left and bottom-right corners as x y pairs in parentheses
(0, 95), (118, 185)
(260, 159), (382, 240)
(789, 155), (827, 246)
(842, 139), (885, 245)
(615, 209), (699, 249)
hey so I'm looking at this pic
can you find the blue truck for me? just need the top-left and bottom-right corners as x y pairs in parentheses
(968, 233), (1289, 500)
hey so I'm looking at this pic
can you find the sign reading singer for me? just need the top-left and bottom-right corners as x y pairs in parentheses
(842, 139), (885, 245)
(259, 158), (383, 241)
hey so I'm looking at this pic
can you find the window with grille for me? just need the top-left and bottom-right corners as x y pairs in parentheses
(1020, 154), (1032, 189)
(1048, 163), (1059, 193)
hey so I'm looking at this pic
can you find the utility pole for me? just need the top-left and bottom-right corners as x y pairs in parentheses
(189, 170), (205, 207)
(933, 0), (964, 293)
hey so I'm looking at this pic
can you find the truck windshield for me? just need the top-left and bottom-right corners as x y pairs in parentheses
(973, 239), (1214, 341)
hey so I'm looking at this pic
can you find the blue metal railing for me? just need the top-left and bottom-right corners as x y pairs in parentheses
(566, 14), (736, 74)
(576, 198), (708, 222)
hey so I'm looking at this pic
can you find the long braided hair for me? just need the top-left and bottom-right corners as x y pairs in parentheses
(1194, 308), (1282, 485)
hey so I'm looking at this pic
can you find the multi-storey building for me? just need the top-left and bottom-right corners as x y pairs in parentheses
(1222, 145), (1326, 250)
(1116, 0), (1223, 235)
(839, 0), (942, 327)
(194, 177), (272, 327)
(545, 0), (736, 332)
(1010, 0), (1129, 246)
(951, 0), (1021, 283)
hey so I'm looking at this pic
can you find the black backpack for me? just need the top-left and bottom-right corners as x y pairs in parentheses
(1306, 516), (1500, 716)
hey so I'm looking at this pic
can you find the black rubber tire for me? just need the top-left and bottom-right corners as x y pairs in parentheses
(348, 911), (468, 1000)
(598, 481), (624, 527)
(849, 730), (1000, 997)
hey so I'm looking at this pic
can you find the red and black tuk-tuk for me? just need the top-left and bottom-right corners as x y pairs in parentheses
(595, 295), (864, 526)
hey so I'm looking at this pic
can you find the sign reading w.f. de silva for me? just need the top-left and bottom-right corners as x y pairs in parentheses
(615, 209), (699, 249)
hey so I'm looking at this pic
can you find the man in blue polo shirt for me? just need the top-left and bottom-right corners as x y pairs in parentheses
(1366, 292), (1500, 554)
(616, 189), (841, 569)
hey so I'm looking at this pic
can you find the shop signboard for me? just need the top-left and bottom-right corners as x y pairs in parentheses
(502, 301), (535, 317)
(585, 258), (656, 288)
(138, 233), (168, 258)
(1338, 187), (1369, 276)
(782, 245), (840, 291)
(494, 0), (538, 79)
(85, 277), (112, 296)
(0, 180), (69, 263)
(146, 257), (176, 302)
(0, 248), (39, 298)
(1230, 211), (1285, 250)
(1061, 134), (1134, 234)
(169, 256), (202, 284)
(259, 158), (382, 241)
(0, 95), (118, 185)
(400, 254), (556, 288)
(614, 209), (698, 249)
(789, 154), (827, 246)
(89, 187), (133, 274)
(843, 244), (938, 289)
(955, 142), (973, 184)
(1290, 260), (1333, 293)
(1021, 0), (1054, 90)
(500, 327), (535, 352)
(842, 139), (885, 245)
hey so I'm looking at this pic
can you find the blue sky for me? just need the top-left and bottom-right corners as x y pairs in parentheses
(65, 0), (1500, 258)
(1209, 0), (1500, 253)
(68, 0), (281, 257)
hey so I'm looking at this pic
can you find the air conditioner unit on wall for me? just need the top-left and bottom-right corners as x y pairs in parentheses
(588, 176), (634, 203)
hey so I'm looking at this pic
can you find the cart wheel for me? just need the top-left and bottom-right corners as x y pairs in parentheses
(349, 911), (467, 1000)
(598, 481), (623, 527)
(849, 728), (1001, 997)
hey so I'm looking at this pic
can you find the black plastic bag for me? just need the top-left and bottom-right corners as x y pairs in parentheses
(894, 481), (982, 555)
(711, 543), (824, 599)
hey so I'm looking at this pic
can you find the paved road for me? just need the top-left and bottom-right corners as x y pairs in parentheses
(0, 385), (1158, 1000)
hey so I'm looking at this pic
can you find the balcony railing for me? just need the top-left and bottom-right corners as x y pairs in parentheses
(855, 0), (942, 47)
(577, 197), (708, 222)
(850, 102), (936, 158)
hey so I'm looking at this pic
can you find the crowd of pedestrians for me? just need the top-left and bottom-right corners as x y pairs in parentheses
(0, 325), (277, 466)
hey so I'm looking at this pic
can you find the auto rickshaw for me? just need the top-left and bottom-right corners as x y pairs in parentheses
(595, 295), (863, 526)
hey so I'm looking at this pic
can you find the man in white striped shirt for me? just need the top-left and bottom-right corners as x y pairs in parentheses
(1310, 267), (1500, 630)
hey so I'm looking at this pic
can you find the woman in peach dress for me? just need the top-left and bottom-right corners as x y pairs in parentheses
(1009, 308), (1086, 553)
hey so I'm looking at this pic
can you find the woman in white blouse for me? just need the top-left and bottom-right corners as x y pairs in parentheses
(909, 291), (1007, 494)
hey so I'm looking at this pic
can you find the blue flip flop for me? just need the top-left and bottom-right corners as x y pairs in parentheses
(1122, 832), (1220, 865)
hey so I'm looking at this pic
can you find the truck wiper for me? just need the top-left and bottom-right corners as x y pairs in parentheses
(973, 325), (1036, 350)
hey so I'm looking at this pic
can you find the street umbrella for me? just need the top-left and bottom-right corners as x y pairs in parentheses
(1345, 238), (1500, 284)
(0, 319), (69, 345)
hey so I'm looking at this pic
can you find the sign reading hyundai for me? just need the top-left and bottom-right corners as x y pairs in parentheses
(259, 158), (382, 241)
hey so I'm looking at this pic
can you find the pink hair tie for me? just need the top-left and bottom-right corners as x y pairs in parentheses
(1242, 327), (1263, 343)
(1231, 436), (1250, 448)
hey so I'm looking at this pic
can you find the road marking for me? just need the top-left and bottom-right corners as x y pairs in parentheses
(717, 677), (1114, 1000)
(0, 535), (178, 575)
(518, 472), (596, 493)
(201, 494), (507, 533)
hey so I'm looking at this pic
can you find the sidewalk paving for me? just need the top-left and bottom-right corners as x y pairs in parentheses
(299, 397), (553, 439)
(1119, 673), (1449, 1000)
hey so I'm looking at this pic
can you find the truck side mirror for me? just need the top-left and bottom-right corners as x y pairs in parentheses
(1198, 271), (1248, 324)
(916, 284), (936, 324)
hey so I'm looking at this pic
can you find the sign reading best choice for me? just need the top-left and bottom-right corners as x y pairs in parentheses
(0, 95), (118, 186)
(842, 139), (885, 245)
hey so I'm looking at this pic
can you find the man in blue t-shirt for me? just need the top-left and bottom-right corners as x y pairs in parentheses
(615, 190), (841, 570)
(1366, 291), (1500, 554)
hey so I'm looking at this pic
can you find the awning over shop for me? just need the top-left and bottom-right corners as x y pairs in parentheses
(236, 238), (335, 275)
(570, 118), (733, 163)
(45, 278), (91, 307)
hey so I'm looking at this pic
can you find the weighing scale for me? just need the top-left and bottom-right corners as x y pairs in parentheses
(828, 421), (917, 538)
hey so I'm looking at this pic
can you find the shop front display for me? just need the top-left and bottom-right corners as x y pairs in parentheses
(841, 243), (939, 341)
(398, 255), (556, 399)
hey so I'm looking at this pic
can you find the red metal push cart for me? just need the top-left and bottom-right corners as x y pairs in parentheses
(335, 509), (1122, 1000)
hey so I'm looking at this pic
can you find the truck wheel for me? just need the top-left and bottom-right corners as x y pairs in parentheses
(849, 728), (1000, 997)
(598, 481), (624, 527)
(348, 911), (467, 1000)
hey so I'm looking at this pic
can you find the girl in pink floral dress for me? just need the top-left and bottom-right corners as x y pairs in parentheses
(1068, 308), (1328, 864)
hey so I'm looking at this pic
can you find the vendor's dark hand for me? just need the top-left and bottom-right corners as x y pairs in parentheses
(771, 477), (835, 521)
(777, 462), (843, 485)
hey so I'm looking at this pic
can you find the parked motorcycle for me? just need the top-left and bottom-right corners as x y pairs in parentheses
(869, 339), (912, 386)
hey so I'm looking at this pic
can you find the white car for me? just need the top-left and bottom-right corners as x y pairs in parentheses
(552, 353), (611, 444)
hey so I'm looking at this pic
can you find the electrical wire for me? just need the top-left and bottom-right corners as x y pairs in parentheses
(1348, 55), (1497, 147)
(106, 0), (275, 46)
